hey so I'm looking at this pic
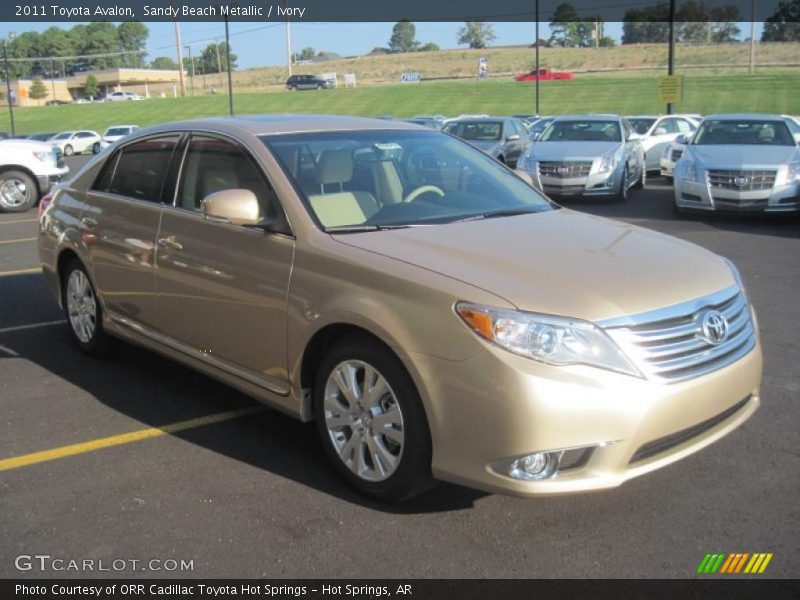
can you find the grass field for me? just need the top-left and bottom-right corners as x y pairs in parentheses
(2, 73), (798, 136)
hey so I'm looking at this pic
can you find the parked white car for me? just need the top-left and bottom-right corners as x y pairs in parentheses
(674, 114), (800, 214)
(0, 139), (69, 212)
(660, 136), (690, 180)
(626, 114), (701, 172)
(105, 91), (144, 101)
(49, 131), (102, 156)
(94, 125), (141, 154)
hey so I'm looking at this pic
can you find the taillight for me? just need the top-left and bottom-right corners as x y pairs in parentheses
(38, 192), (53, 217)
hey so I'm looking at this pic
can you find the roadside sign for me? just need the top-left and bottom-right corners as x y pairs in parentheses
(401, 72), (422, 83)
(657, 75), (683, 103)
(344, 73), (357, 88)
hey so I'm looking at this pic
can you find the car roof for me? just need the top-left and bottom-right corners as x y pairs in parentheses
(553, 114), (622, 121)
(135, 114), (426, 137)
(703, 113), (789, 121)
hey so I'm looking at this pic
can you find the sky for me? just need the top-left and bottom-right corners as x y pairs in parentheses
(0, 21), (766, 70)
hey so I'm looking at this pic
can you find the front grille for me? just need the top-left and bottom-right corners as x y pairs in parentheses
(538, 160), (592, 178)
(543, 184), (586, 195)
(712, 197), (769, 211)
(629, 396), (751, 464)
(671, 149), (683, 162)
(707, 169), (776, 191)
(603, 287), (756, 383)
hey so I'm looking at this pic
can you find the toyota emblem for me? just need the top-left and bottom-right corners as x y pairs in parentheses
(701, 310), (730, 345)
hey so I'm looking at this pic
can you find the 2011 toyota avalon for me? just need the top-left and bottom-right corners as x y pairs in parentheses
(674, 114), (800, 214)
(39, 115), (761, 501)
(516, 115), (646, 201)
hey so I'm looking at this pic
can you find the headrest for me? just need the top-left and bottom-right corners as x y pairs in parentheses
(316, 149), (353, 185)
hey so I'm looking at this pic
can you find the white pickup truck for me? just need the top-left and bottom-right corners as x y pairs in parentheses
(0, 139), (69, 212)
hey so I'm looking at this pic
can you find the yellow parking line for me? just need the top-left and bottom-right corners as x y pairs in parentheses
(0, 237), (36, 245)
(0, 406), (267, 472)
(0, 218), (37, 225)
(0, 267), (41, 277)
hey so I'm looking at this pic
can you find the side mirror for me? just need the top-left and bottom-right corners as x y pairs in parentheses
(532, 132), (542, 140)
(628, 132), (642, 141)
(506, 133), (521, 142)
(794, 132), (800, 144)
(653, 127), (668, 136)
(201, 188), (261, 226)
(675, 134), (688, 144)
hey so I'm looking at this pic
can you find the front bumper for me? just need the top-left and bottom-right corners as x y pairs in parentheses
(35, 166), (69, 195)
(675, 175), (800, 213)
(410, 335), (761, 497)
(529, 165), (620, 198)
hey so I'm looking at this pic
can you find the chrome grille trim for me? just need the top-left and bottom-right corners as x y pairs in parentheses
(707, 169), (776, 191)
(600, 285), (756, 383)
(538, 160), (593, 178)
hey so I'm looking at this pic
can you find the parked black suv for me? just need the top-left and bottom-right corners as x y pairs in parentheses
(285, 74), (333, 91)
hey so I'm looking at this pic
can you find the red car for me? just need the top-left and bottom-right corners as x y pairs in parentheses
(515, 67), (574, 81)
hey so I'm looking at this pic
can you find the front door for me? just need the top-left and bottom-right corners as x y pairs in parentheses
(153, 134), (295, 393)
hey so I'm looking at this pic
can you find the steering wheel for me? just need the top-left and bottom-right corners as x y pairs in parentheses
(403, 185), (445, 203)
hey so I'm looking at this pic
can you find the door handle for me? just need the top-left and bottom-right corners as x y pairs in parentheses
(81, 217), (97, 229)
(158, 236), (183, 251)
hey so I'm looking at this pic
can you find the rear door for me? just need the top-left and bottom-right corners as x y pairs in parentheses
(82, 134), (182, 329)
(152, 133), (295, 393)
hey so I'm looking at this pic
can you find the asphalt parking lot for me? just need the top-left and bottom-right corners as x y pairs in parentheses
(1, 155), (798, 579)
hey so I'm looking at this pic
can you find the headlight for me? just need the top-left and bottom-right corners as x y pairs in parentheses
(33, 151), (54, 164)
(679, 160), (698, 183)
(787, 161), (800, 184)
(721, 257), (748, 300)
(456, 302), (641, 377)
(595, 154), (616, 174)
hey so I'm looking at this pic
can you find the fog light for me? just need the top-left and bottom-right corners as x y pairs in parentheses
(508, 452), (558, 481)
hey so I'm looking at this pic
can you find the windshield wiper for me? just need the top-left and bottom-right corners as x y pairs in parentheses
(451, 208), (542, 223)
(326, 224), (413, 234)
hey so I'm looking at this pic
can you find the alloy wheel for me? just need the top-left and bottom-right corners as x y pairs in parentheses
(66, 270), (97, 343)
(0, 178), (31, 209)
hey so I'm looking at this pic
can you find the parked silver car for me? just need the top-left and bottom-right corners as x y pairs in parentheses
(627, 114), (701, 172)
(442, 117), (530, 167)
(517, 115), (645, 201)
(674, 114), (800, 214)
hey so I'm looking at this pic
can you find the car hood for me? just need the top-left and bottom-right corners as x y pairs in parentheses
(531, 141), (620, 161)
(688, 144), (798, 167)
(334, 210), (734, 322)
(466, 139), (501, 153)
(0, 139), (53, 152)
(103, 135), (125, 142)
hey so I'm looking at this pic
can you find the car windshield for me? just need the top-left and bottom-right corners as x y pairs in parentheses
(261, 129), (553, 231)
(53, 132), (73, 140)
(530, 118), (553, 135)
(442, 121), (502, 141)
(105, 127), (131, 136)
(628, 118), (657, 135)
(692, 119), (795, 146)
(540, 120), (622, 142)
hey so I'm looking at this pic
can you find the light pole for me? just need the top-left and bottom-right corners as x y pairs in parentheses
(224, 14), (234, 115)
(185, 45), (195, 96)
(667, 0), (676, 115)
(3, 32), (16, 136)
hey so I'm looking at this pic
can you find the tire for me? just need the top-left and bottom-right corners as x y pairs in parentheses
(289, 85), (297, 91)
(63, 144), (74, 156)
(613, 167), (629, 202)
(634, 165), (646, 189)
(92, 142), (101, 154)
(0, 170), (38, 213)
(316, 84), (323, 90)
(61, 258), (110, 355)
(497, 154), (505, 165)
(314, 334), (435, 502)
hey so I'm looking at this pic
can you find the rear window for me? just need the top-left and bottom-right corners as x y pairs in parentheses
(93, 136), (180, 202)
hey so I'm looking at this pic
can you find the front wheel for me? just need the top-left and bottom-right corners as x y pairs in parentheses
(92, 142), (101, 154)
(634, 165), (646, 189)
(62, 259), (109, 355)
(314, 334), (434, 501)
(0, 170), (37, 213)
(316, 84), (323, 90)
(614, 167), (630, 202)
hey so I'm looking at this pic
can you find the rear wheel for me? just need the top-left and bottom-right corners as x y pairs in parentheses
(316, 84), (323, 90)
(0, 170), (37, 213)
(314, 334), (434, 501)
(61, 259), (109, 355)
(63, 144), (74, 156)
(92, 142), (101, 154)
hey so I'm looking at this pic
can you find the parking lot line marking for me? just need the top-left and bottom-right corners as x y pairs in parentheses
(0, 406), (267, 473)
(0, 267), (41, 277)
(0, 320), (66, 334)
(0, 218), (37, 225)
(0, 237), (36, 245)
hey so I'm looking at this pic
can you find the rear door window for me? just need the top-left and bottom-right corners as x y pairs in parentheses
(94, 135), (180, 202)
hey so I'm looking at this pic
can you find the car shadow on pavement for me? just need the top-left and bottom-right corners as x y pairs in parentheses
(0, 273), (487, 514)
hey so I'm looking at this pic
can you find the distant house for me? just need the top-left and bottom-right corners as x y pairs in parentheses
(366, 47), (392, 56)
(312, 51), (342, 63)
